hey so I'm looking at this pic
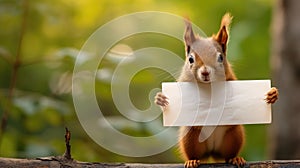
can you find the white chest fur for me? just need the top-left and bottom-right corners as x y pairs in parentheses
(203, 126), (229, 152)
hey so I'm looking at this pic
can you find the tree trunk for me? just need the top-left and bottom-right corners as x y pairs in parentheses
(270, 0), (300, 159)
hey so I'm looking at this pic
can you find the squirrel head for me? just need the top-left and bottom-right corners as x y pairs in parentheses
(183, 13), (233, 83)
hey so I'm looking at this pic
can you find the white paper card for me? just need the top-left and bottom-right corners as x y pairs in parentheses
(162, 80), (272, 126)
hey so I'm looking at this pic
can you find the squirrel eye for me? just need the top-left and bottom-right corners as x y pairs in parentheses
(188, 56), (194, 64)
(217, 53), (223, 63)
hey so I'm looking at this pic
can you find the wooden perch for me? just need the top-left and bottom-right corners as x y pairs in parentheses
(0, 128), (299, 167)
(0, 158), (299, 168)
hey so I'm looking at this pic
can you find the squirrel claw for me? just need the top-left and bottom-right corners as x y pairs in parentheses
(265, 87), (279, 104)
(227, 156), (246, 167)
(154, 92), (169, 107)
(184, 160), (201, 168)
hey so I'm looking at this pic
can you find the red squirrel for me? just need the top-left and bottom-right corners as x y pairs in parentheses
(154, 13), (278, 168)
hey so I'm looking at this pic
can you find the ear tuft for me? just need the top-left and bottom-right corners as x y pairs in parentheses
(221, 13), (232, 30)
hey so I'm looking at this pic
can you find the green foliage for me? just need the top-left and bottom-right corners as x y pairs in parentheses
(0, 0), (273, 163)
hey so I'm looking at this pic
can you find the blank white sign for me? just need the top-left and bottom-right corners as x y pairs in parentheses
(162, 80), (272, 126)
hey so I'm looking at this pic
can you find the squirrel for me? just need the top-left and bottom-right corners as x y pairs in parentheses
(154, 13), (279, 168)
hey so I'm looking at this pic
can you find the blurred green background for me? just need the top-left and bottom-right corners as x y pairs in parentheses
(0, 0), (273, 163)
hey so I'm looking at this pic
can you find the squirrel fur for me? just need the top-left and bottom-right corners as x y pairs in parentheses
(154, 13), (278, 168)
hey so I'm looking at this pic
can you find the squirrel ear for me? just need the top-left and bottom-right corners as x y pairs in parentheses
(214, 13), (232, 53)
(184, 19), (196, 52)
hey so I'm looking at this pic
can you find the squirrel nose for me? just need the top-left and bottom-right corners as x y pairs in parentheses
(201, 71), (209, 77)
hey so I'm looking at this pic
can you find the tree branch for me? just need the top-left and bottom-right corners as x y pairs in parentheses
(0, 158), (299, 168)
(0, 0), (29, 151)
(63, 127), (72, 160)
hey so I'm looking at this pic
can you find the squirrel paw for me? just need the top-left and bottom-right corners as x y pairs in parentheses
(154, 92), (169, 107)
(227, 156), (246, 167)
(265, 87), (279, 104)
(184, 160), (201, 168)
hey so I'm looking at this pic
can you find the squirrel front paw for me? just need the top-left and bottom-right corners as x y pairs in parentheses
(265, 87), (279, 104)
(184, 160), (201, 168)
(154, 92), (169, 107)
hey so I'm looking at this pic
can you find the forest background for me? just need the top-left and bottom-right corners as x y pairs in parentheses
(0, 0), (276, 163)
